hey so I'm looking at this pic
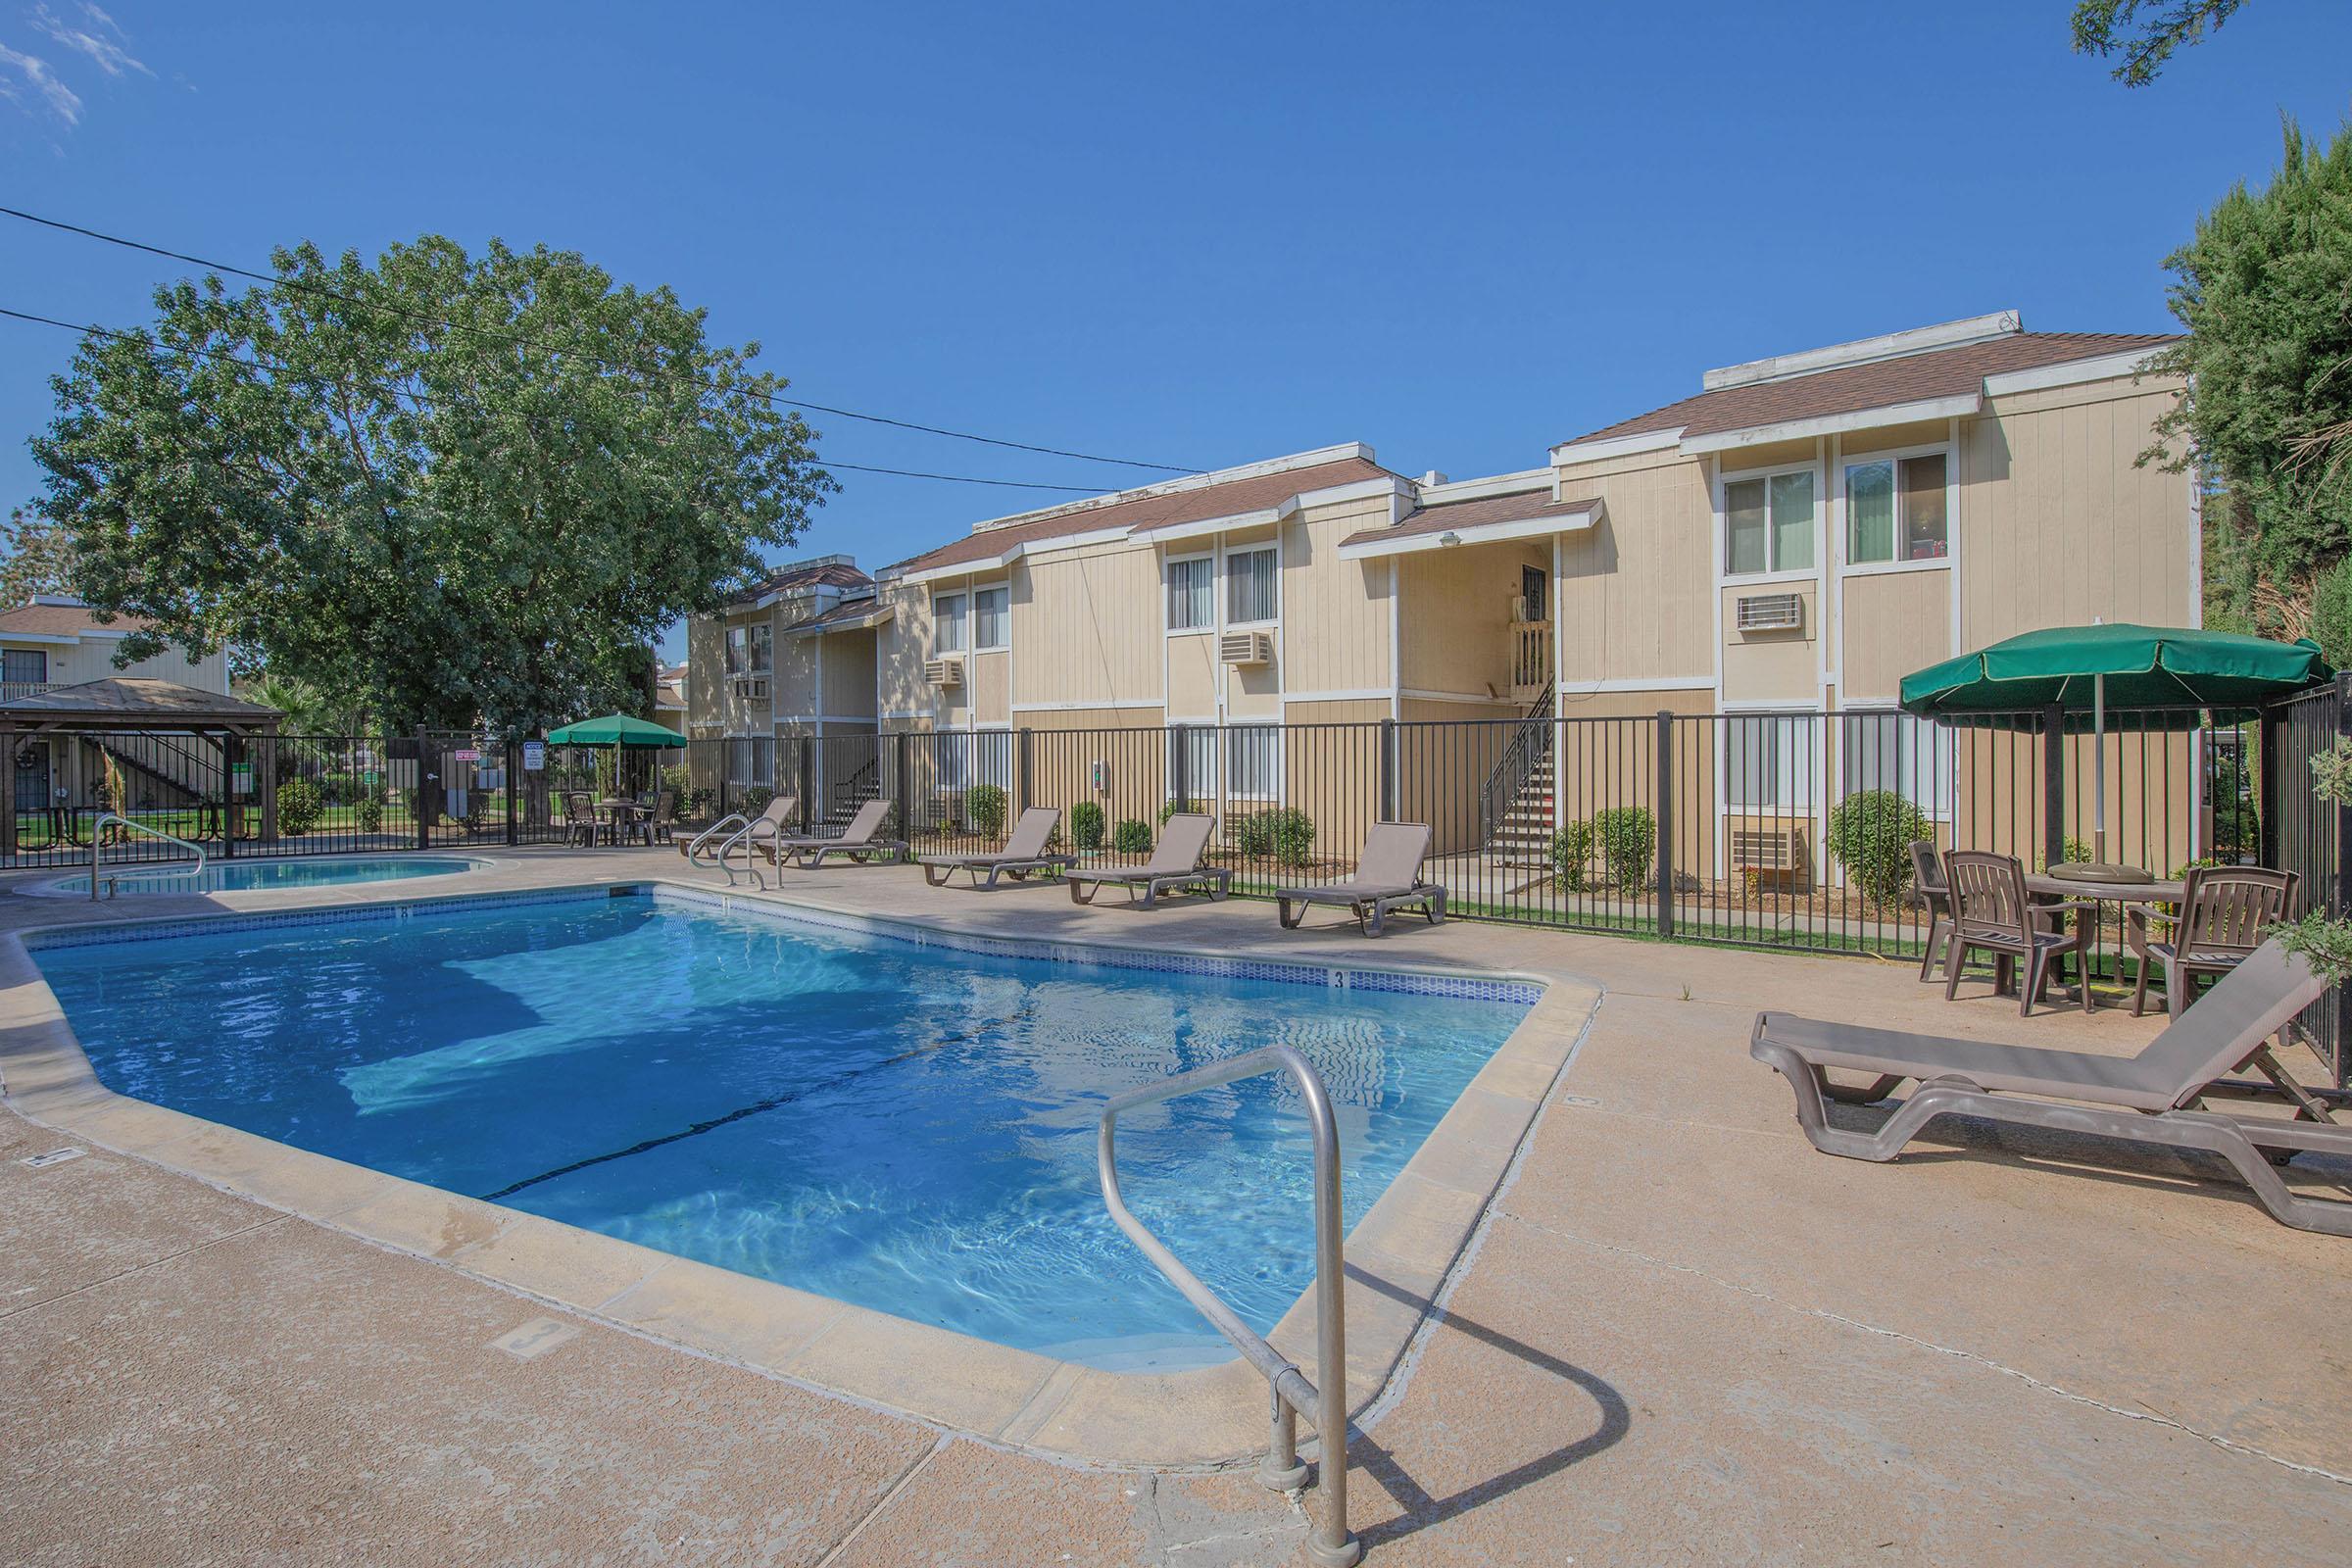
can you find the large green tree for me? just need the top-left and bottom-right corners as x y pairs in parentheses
(0, 505), (79, 605)
(2149, 119), (2352, 656)
(2071, 1), (2245, 86)
(30, 235), (831, 732)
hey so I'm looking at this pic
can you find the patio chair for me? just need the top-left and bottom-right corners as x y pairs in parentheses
(2130, 865), (2300, 1018)
(1750, 939), (2348, 1236)
(920, 806), (1075, 888)
(682, 793), (798, 861)
(1940, 850), (2096, 1016)
(1276, 821), (1446, 938)
(768, 798), (910, 869)
(644, 789), (676, 846)
(1910, 840), (1952, 983)
(562, 791), (600, 848)
(1065, 811), (1231, 907)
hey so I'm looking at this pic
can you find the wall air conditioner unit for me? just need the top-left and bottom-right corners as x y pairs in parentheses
(924, 657), (964, 689)
(1219, 631), (1273, 666)
(1735, 592), (1805, 633)
(734, 676), (769, 701)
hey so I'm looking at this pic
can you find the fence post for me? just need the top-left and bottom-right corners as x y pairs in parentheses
(1378, 718), (1397, 821)
(505, 736), (520, 846)
(0, 722), (14, 863)
(1017, 727), (1034, 813)
(2041, 703), (2067, 870)
(415, 727), (432, 851)
(2257, 701), (2282, 870)
(220, 732), (242, 858)
(1654, 711), (1675, 941)
(2334, 673), (2352, 1054)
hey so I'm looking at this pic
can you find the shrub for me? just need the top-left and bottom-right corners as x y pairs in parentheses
(276, 778), (323, 838)
(318, 769), (361, 806)
(1826, 789), (1932, 908)
(964, 783), (1007, 837)
(1157, 800), (1182, 826)
(1548, 820), (1594, 892)
(740, 784), (774, 817)
(1592, 806), (1655, 890)
(1112, 817), (1153, 855)
(357, 796), (383, 835)
(1234, 808), (1316, 867)
(1070, 800), (1106, 850)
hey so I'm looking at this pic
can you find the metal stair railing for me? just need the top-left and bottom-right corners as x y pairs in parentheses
(1099, 1045), (1360, 1567)
(85, 811), (207, 901)
(1479, 687), (1556, 850)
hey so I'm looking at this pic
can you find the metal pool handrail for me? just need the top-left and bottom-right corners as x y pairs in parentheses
(685, 812), (749, 862)
(87, 812), (207, 901)
(684, 811), (767, 887)
(1098, 1045), (1360, 1568)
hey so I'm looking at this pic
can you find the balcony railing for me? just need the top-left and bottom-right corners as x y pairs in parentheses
(1510, 618), (1550, 700)
(0, 681), (54, 703)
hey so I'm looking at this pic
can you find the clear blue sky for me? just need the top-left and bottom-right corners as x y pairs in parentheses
(3, 1), (2348, 662)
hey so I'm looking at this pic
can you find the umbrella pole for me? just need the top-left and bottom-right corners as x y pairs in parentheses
(2092, 671), (2106, 865)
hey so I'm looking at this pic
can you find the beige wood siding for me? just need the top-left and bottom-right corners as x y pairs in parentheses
(821, 629), (877, 717)
(1552, 450), (1716, 685)
(1720, 584), (1816, 705)
(875, 583), (933, 722)
(1282, 491), (1396, 697)
(1397, 541), (1546, 701)
(1960, 377), (2191, 646)
(1167, 632), (1216, 717)
(971, 649), (1009, 725)
(776, 632), (817, 718)
(1013, 544), (1163, 709)
(685, 616), (724, 731)
(1839, 569), (1950, 702)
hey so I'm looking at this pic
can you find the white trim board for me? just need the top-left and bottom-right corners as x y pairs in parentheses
(1338, 502), (1603, 561)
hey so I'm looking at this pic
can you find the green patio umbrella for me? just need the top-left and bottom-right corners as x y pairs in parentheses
(545, 713), (686, 747)
(1900, 622), (2330, 869)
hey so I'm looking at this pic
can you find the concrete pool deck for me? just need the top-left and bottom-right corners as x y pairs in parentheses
(2, 845), (2349, 1564)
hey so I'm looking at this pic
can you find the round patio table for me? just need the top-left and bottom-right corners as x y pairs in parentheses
(598, 798), (651, 845)
(2025, 871), (2184, 1001)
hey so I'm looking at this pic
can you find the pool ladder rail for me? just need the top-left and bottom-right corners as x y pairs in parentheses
(85, 812), (208, 901)
(1098, 1045), (1361, 1567)
(684, 812), (768, 889)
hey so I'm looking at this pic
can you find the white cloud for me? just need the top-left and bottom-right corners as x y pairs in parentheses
(0, 41), (81, 122)
(28, 2), (148, 77)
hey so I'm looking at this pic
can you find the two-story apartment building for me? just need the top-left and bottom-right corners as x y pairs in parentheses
(690, 312), (2199, 880)
(1, 596), (233, 810)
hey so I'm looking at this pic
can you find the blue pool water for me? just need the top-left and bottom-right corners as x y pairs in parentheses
(43, 855), (485, 897)
(35, 890), (1533, 1368)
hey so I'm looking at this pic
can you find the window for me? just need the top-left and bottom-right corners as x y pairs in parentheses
(1165, 726), (1220, 803)
(974, 586), (1008, 650)
(724, 626), (747, 675)
(1, 649), (46, 689)
(1724, 469), (1815, 575)
(1226, 725), (1280, 800)
(933, 592), (966, 654)
(1724, 713), (1817, 810)
(745, 623), (772, 674)
(970, 729), (1013, 791)
(1839, 710), (1953, 818)
(725, 736), (774, 789)
(1845, 452), (1948, 564)
(1226, 546), (1278, 625)
(1166, 556), (1213, 632)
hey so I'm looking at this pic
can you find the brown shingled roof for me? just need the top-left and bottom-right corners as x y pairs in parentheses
(888, 456), (1395, 574)
(1563, 331), (2180, 448)
(1343, 488), (1601, 550)
(0, 601), (154, 638)
(752, 559), (871, 595)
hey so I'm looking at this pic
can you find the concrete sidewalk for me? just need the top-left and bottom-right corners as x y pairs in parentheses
(3, 846), (2348, 1565)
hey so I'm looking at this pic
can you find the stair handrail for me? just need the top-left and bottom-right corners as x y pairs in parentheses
(86, 811), (207, 901)
(1480, 687), (1556, 848)
(685, 811), (750, 863)
(1099, 1046), (1359, 1567)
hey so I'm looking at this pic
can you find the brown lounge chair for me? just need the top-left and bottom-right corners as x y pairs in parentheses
(683, 794), (798, 864)
(921, 806), (1075, 888)
(1066, 811), (1231, 907)
(1750, 940), (2349, 1236)
(767, 798), (909, 868)
(1276, 821), (1446, 938)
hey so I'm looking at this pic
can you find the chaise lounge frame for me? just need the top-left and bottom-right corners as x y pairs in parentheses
(920, 806), (1076, 889)
(1750, 940), (2350, 1236)
(1275, 821), (1446, 939)
(1065, 811), (1231, 907)
(764, 798), (910, 869)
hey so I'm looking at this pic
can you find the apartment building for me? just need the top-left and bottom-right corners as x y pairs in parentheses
(0, 596), (233, 810)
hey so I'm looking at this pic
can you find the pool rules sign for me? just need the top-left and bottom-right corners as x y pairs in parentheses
(521, 742), (546, 772)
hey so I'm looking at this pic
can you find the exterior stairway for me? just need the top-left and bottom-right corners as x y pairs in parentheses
(1480, 689), (1556, 867)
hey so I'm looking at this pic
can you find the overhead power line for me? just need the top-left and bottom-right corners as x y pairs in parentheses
(0, 204), (1205, 475)
(0, 304), (1108, 494)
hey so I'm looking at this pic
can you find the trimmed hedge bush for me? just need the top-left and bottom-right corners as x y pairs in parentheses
(1548, 819), (1594, 891)
(357, 796), (384, 835)
(964, 783), (1007, 837)
(740, 784), (774, 817)
(1825, 789), (1931, 908)
(276, 778), (323, 838)
(1070, 800), (1106, 850)
(1112, 817), (1153, 855)
(1235, 808), (1315, 868)
(1592, 806), (1655, 890)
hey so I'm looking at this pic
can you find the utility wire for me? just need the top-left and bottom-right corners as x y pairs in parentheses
(0, 304), (1107, 494)
(0, 204), (1205, 475)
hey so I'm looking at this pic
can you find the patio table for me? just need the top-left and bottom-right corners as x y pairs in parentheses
(598, 799), (652, 846)
(2024, 872), (2185, 1000)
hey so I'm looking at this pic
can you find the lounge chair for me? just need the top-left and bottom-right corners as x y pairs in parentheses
(2130, 865), (2299, 1017)
(1276, 821), (1446, 938)
(683, 794), (798, 865)
(921, 806), (1075, 888)
(1065, 811), (1231, 906)
(1751, 939), (2350, 1236)
(768, 798), (910, 869)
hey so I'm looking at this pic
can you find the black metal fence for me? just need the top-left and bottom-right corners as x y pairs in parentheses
(2269, 675), (2351, 1083)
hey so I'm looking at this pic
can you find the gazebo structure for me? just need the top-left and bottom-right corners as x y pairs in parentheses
(0, 677), (284, 858)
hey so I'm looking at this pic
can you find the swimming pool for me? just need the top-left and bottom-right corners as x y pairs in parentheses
(33, 855), (488, 897)
(32, 887), (1536, 1369)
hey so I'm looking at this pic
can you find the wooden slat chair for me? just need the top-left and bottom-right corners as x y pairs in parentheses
(1910, 840), (1952, 983)
(1941, 850), (2097, 1016)
(2131, 865), (2300, 1018)
(562, 791), (600, 848)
